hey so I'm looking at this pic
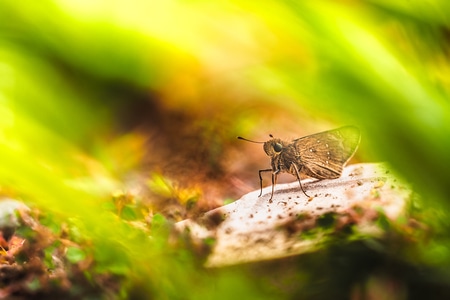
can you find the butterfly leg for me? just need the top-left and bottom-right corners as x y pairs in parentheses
(258, 169), (273, 197)
(292, 163), (310, 197)
(269, 169), (280, 202)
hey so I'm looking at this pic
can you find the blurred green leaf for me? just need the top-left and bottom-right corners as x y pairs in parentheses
(66, 246), (86, 264)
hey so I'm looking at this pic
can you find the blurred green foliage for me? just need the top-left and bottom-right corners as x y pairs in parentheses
(1, 0), (450, 298)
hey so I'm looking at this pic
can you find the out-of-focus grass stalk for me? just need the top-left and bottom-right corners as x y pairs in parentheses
(297, 2), (450, 207)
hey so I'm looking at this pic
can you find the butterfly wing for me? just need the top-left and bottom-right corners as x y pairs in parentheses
(294, 126), (361, 179)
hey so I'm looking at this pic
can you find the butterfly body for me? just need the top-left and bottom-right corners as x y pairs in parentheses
(264, 139), (299, 177)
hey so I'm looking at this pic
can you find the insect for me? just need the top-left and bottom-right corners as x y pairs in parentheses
(238, 126), (360, 201)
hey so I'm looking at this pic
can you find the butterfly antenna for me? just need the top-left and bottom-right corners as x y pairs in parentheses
(237, 136), (265, 144)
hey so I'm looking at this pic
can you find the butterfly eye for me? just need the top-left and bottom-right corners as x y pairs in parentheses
(273, 143), (283, 152)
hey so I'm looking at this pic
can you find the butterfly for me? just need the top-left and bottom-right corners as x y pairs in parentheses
(238, 126), (360, 201)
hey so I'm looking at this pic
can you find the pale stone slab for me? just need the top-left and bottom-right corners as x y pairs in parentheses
(176, 163), (410, 267)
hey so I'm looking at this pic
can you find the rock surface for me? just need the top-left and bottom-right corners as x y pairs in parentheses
(176, 163), (411, 267)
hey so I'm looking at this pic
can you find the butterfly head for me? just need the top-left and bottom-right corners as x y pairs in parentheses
(263, 135), (285, 157)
